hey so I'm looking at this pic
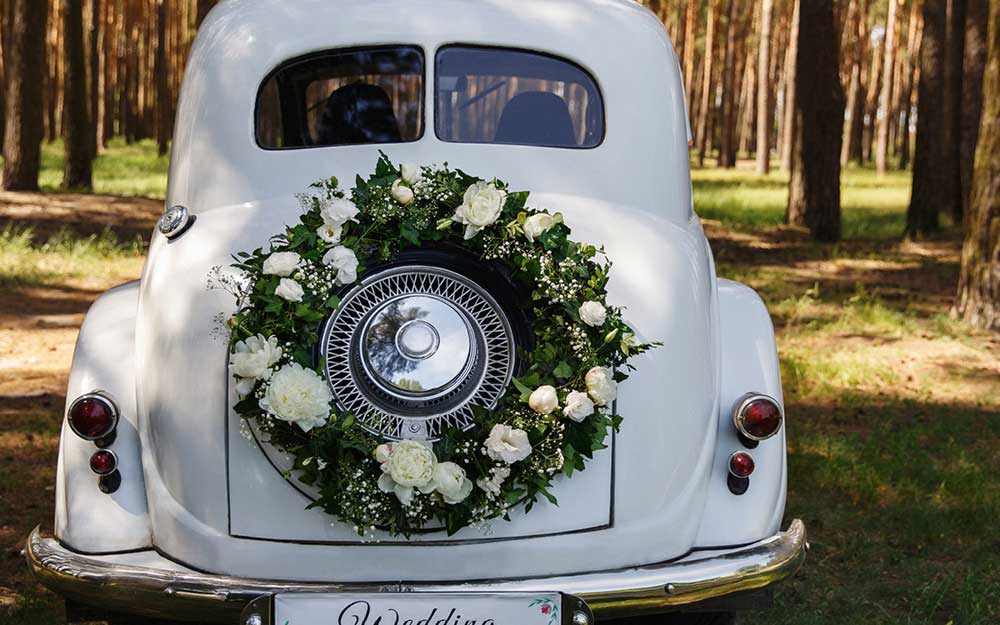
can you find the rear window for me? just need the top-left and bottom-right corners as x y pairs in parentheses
(435, 46), (604, 149)
(256, 46), (424, 149)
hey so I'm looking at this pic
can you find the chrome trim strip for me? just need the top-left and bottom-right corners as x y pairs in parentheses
(25, 521), (805, 623)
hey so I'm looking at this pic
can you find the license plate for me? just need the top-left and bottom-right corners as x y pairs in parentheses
(273, 592), (565, 625)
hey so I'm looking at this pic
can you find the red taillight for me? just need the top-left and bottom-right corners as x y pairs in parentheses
(728, 451), (755, 478)
(733, 393), (783, 441)
(89, 449), (118, 476)
(68, 393), (119, 441)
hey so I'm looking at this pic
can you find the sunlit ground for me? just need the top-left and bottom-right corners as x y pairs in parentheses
(0, 145), (997, 624)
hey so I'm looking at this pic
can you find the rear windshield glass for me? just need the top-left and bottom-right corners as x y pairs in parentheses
(435, 46), (604, 149)
(256, 46), (424, 149)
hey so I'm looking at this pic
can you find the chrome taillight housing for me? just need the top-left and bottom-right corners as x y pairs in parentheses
(732, 393), (783, 441)
(67, 392), (119, 441)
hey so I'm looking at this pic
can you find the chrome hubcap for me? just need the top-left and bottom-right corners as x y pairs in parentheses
(321, 266), (515, 440)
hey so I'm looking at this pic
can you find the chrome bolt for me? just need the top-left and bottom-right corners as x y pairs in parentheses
(571, 611), (590, 625)
(666, 583), (677, 594)
(245, 614), (263, 625)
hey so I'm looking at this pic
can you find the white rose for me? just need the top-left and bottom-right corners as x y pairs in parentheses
(585, 366), (618, 407)
(376, 440), (438, 506)
(528, 385), (559, 415)
(385, 440), (436, 488)
(562, 390), (595, 422)
(433, 462), (473, 504)
(260, 363), (332, 432)
(453, 181), (507, 239)
(579, 301), (607, 327)
(320, 197), (359, 227)
(230, 334), (282, 380)
(317, 222), (343, 244)
(275, 277), (304, 302)
(374, 443), (393, 464)
(322, 245), (359, 286)
(401, 163), (423, 184)
(485, 424), (532, 464)
(235, 378), (256, 398)
(523, 213), (555, 242)
(390, 178), (415, 206)
(262, 251), (300, 277)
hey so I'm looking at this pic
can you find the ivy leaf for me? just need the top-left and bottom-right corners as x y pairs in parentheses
(553, 361), (573, 380)
(324, 294), (341, 309)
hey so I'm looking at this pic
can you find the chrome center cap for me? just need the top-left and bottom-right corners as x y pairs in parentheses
(395, 320), (440, 360)
(361, 295), (474, 396)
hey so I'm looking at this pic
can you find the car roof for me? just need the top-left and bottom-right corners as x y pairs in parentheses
(167, 0), (693, 222)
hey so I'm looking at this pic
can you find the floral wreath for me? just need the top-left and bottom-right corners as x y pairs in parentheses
(220, 154), (653, 537)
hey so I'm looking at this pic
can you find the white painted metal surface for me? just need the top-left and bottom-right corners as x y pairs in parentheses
(53, 0), (790, 588)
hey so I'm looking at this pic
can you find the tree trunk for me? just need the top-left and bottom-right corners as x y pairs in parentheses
(62, 0), (92, 190)
(862, 33), (883, 164)
(682, 0), (699, 115)
(959, 0), (988, 221)
(718, 0), (744, 168)
(696, 0), (720, 167)
(943, 0), (967, 223)
(898, 3), (923, 170)
(88, 0), (99, 157)
(755, 0), (774, 174)
(876, 0), (900, 175)
(788, 0), (845, 242)
(155, 0), (169, 156)
(907, 0), (949, 238)
(780, 0), (799, 171)
(954, 0), (1000, 330)
(840, 0), (865, 166)
(2, 0), (47, 191)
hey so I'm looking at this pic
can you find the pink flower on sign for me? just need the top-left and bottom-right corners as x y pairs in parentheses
(541, 605), (552, 615)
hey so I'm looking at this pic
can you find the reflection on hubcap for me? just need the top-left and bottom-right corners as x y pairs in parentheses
(361, 295), (474, 396)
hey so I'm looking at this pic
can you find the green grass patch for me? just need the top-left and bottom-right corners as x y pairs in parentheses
(0, 225), (145, 287)
(2, 137), (171, 199)
(692, 164), (914, 240)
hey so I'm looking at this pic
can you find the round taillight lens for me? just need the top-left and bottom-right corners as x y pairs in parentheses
(68, 394), (118, 440)
(89, 449), (118, 476)
(729, 451), (755, 478)
(733, 394), (783, 441)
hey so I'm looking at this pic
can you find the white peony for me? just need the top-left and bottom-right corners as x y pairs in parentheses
(523, 213), (555, 242)
(317, 222), (343, 244)
(235, 378), (256, 398)
(579, 301), (607, 327)
(320, 197), (359, 227)
(562, 390), (595, 422)
(322, 245), (359, 286)
(230, 334), (282, 380)
(485, 424), (532, 464)
(262, 251), (300, 277)
(260, 363), (332, 432)
(401, 163), (423, 185)
(275, 277), (304, 302)
(390, 178), (415, 206)
(432, 462), (474, 504)
(453, 181), (507, 239)
(528, 385), (559, 415)
(376, 440), (438, 506)
(585, 366), (618, 406)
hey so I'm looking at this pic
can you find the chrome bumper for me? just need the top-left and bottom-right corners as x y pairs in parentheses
(26, 520), (806, 623)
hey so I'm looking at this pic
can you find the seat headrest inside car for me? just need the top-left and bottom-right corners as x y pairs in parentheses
(316, 82), (402, 145)
(494, 91), (577, 147)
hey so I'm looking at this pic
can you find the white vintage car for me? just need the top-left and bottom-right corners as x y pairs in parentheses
(25, 1), (806, 624)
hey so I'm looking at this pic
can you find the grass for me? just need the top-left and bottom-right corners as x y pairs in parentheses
(1, 146), (998, 625)
(692, 164), (922, 240)
(4, 137), (170, 199)
(0, 225), (145, 288)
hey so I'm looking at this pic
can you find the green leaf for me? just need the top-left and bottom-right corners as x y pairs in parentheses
(400, 222), (421, 246)
(553, 361), (573, 380)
